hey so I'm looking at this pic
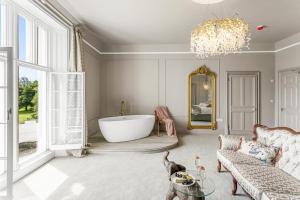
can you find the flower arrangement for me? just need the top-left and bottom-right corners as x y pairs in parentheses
(195, 156), (205, 171)
(195, 155), (206, 187)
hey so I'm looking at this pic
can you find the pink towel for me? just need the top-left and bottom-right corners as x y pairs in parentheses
(155, 106), (176, 136)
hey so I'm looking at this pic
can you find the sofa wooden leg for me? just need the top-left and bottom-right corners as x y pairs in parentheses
(231, 175), (237, 195)
(217, 160), (221, 172)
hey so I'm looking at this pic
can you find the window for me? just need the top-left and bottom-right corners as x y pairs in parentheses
(18, 67), (46, 160)
(9, 0), (69, 163)
(0, 57), (6, 176)
(50, 73), (84, 149)
(0, 4), (7, 48)
(18, 15), (32, 62)
(0, 0), (73, 194)
(37, 26), (48, 66)
(18, 16), (26, 60)
(17, 13), (47, 161)
(0, 4), (5, 47)
(0, 6), (2, 46)
(0, 4), (8, 178)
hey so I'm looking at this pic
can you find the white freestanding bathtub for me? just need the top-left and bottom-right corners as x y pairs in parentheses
(98, 115), (155, 142)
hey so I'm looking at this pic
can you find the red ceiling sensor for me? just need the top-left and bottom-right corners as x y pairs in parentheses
(257, 25), (266, 31)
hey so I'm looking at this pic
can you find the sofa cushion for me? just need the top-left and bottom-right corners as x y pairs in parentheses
(277, 135), (300, 181)
(261, 191), (300, 200)
(217, 150), (268, 171)
(238, 138), (277, 163)
(231, 164), (300, 200)
(219, 135), (242, 150)
(256, 126), (270, 146)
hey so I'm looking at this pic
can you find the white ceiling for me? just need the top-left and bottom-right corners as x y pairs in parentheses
(57, 0), (300, 45)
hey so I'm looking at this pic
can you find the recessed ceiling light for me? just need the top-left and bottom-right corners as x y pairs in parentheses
(192, 0), (225, 4)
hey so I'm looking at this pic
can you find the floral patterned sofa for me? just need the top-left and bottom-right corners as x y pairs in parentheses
(216, 124), (300, 200)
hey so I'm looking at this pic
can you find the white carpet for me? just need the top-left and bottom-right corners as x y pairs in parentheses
(13, 134), (250, 200)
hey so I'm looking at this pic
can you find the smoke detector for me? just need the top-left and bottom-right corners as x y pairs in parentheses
(257, 25), (267, 31)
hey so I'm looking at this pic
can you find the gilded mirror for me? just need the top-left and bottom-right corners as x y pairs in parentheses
(188, 66), (217, 130)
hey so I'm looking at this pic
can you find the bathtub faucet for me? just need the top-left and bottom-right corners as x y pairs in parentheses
(120, 100), (126, 116)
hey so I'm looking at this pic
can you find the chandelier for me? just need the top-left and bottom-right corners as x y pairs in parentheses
(191, 16), (251, 58)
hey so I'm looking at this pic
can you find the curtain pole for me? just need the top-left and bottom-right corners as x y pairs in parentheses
(32, 0), (74, 27)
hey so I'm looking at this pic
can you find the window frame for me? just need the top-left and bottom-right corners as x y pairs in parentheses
(0, 0), (70, 166)
(0, 0), (73, 189)
(14, 4), (49, 165)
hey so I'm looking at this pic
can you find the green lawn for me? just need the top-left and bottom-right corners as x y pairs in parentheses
(19, 108), (36, 124)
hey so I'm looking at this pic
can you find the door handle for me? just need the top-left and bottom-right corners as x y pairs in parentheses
(7, 108), (12, 120)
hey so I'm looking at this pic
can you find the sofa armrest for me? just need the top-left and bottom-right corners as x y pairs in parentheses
(218, 135), (242, 150)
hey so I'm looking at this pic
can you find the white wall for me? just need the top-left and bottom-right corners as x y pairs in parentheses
(275, 32), (300, 71)
(72, 34), (300, 136)
(84, 44), (106, 136)
(274, 32), (300, 125)
(102, 52), (275, 134)
(50, 0), (277, 136)
(221, 54), (275, 129)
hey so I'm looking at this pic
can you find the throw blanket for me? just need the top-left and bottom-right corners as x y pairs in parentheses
(155, 106), (176, 136)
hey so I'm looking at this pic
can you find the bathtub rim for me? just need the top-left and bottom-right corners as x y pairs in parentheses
(98, 114), (155, 122)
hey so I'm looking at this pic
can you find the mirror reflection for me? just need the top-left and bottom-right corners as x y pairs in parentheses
(188, 66), (216, 130)
(191, 74), (212, 125)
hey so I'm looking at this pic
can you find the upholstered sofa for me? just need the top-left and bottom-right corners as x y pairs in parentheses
(217, 124), (300, 200)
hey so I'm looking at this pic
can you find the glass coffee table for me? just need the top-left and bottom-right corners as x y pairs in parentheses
(170, 170), (215, 200)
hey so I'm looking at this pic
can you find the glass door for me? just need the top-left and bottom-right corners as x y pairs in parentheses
(49, 72), (85, 150)
(0, 47), (13, 199)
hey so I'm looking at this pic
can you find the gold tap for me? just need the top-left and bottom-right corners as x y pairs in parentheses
(120, 100), (126, 116)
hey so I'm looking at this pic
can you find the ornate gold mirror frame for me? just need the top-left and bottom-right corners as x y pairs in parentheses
(188, 65), (217, 130)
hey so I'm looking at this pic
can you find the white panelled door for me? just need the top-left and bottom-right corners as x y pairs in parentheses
(279, 70), (300, 131)
(0, 47), (13, 199)
(49, 72), (85, 150)
(228, 72), (259, 134)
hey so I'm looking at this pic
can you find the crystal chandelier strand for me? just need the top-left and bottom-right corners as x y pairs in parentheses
(191, 17), (251, 58)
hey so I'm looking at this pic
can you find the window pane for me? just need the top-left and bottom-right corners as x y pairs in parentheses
(0, 160), (6, 176)
(37, 26), (47, 66)
(0, 124), (6, 158)
(18, 15), (32, 62)
(18, 66), (46, 160)
(0, 57), (6, 124)
(18, 16), (26, 61)
(50, 73), (84, 146)
(0, 6), (2, 47)
(0, 58), (6, 87)
(0, 88), (6, 123)
(0, 5), (6, 48)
